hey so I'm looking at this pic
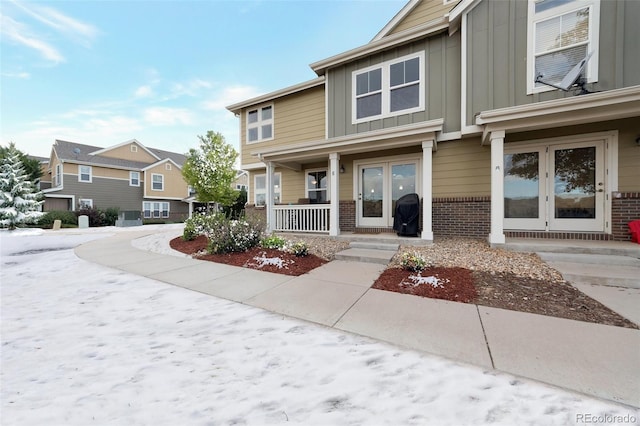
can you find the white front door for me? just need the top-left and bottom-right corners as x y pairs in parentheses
(357, 159), (419, 227)
(504, 138), (606, 233)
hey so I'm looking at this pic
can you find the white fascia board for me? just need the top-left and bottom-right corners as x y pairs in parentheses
(449, 0), (481, 23)
(252, 119), (444, 160)
(141, 157), (182, 171)
(89, 139), (161, 161)
(241, 162), (267, 171)
(226, 77), (325, 113)
(477, 85), (640, 126)
(310, 17), (449, 75)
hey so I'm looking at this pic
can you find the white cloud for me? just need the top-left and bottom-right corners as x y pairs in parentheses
(143, 107), (193, 126)
(1, 71), (30, 79)
(134, 85), (154, 98)
(201, 85), (262, 111)
(0, 15), (65, 63)
(10, 1), (99, 46)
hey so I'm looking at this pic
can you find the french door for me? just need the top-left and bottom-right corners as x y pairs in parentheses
(357, 159), (418, 227)
(504, 139), (605, 232)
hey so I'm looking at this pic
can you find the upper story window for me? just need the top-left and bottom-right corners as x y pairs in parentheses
(130, 171), (140, 186)
(352, 52), (425, 124)
(247, 105), (274, 143)
(152, 173), (164, 191)
(527, 0), (600, 94)
(54, 164), (62, 187)
(79, 165), (92, 183)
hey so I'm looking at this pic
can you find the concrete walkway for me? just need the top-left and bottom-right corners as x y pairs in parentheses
(74, 231), (640, 409)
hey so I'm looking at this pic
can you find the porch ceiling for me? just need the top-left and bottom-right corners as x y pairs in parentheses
(252, 119), (444, 166)
(477, 85), (640, 144)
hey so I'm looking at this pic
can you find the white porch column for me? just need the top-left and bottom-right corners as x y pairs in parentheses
(265, 161), (275, 233)
(329, 152), (340, 236)
(421, 140), (434, 241)
(188, 200), (193, 218)
(488, 131), (506, 245)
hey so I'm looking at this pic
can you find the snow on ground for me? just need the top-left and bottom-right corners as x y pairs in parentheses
(1, 226), (638, 426)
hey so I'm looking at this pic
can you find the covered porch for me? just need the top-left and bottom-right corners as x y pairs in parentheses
(252, 120), (444, 241)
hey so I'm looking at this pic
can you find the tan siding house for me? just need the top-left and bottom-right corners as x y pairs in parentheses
(227, 0), (640, 242)
(42, 139), (190, 221)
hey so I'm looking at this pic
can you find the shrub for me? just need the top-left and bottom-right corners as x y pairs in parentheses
(260, 234), (287, 249)
(400, 252), (430, 272)
(286, 241), (309, 257)
(38, 210), (78, 228)
(76, 207), (105, 227)
(103, 207), (119, 226)
(206, 216), (263, 254)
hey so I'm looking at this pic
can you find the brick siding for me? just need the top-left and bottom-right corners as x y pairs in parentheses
(611, 192), (640, 241)
(432, 196), (491, 238)
(339, 200), (356, 232)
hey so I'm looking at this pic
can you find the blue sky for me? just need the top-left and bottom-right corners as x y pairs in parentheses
(1, 0), (406, 159)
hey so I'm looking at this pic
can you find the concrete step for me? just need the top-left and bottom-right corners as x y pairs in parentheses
(334, 248), (397, 265)
(349, 241), (399, 251)
(505, 238), (640, 258)
(537, 252), (640, 267)
(546, 261), (640, 289)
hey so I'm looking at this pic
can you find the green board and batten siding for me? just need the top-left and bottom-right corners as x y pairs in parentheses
(465, 0), (640, 125)
(327, 32), (461, 138)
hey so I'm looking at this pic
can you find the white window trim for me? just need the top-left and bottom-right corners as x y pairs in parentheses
(246, 104), (274, 144)
(131, 145), (138, 152)
(55, 164), (62, 187)
(79, 198), (93, 209)
(79, 165), (92, 183)
(305, 168), (329, 203)
(351, 51), (425, 124)
(254, 172), (281, 206)
(143, 201), (170, 219)
(130, 171), (140, 187)
(165, 163), (172, 171)
(151, 173), (164, 191)
(526, 0), (600, 94)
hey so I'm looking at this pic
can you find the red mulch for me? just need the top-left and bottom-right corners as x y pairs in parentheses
(170, 236), (326, 276)
(372, 267), (477, 303)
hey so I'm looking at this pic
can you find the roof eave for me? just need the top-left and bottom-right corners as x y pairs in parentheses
(226, 77), (325, 113)
(310, 16), (449, 76)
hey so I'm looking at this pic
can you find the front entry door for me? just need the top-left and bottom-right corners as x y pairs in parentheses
(357, 160), (419, 227)
(359, 164), (386, 227)
(549, 141), (604, 231)
(504, 139), (605, 233)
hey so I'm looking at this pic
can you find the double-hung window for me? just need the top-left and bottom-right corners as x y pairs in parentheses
(527, 0), (600, 94)
(130, 171), (140, 186)
(79, 165), (92, 183)
(143, 201), (169, 218)
(352, 52), (425, 123)
(254, 173), (281, 207)
(247, 105), (274, 143)
(306, 169), (328, 204)
(152, 174), (164, 191)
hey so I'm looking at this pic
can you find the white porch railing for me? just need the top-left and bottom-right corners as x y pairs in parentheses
(272, 204), (330, 233)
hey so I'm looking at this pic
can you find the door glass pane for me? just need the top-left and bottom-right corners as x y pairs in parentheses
(554, 147), (596, 219)
(362, 167), (383, 218)
(391, 164), (416, 217)
(504, 152), (540, 218)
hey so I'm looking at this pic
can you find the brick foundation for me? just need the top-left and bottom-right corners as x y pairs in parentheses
(432, 196), (491, 238)
(612, 192), (640, 241)
(339, 200), (356, 232)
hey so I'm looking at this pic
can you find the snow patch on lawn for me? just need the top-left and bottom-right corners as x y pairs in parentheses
(250, 253), (292, 269)
(404, 273), (450, 288)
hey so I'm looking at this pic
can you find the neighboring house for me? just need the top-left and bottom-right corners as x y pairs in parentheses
(233, 170), (249, 192)
(42, 139), (191, 221)
(227, 0), (640, 242)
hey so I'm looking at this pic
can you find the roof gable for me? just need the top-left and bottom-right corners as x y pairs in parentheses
(373, 0), (455, 41)
(89, 139), (161, 163)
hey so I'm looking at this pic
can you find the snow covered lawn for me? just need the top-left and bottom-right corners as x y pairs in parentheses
(1, 227), (637, 425)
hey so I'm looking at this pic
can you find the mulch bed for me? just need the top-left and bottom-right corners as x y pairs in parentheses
(170, 236), (638, 329)
(170, 235), (326, 276)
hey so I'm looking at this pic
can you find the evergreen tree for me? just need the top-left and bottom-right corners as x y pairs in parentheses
(0, 145), (44, 230)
